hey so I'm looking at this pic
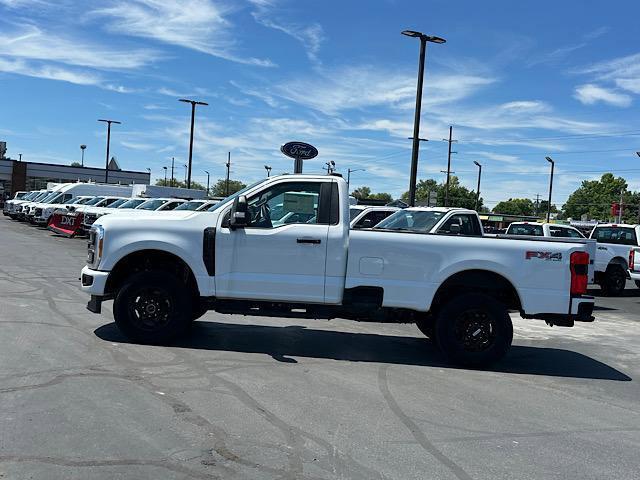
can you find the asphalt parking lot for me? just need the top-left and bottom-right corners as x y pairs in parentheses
(1, 216), (639, 480)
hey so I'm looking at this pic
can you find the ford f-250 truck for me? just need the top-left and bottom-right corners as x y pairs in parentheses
(80, 174), (595, 366)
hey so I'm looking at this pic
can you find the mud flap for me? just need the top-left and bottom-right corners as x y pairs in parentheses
(48, 212), (85, 237)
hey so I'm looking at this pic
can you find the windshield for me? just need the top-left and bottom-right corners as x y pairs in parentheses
(118, 198), (146, 209)
(137, 199), (166, 210)
(175, 200), (205, 211)
(42, 192), (64, 204)
(107, 198), (128, 209)
(375, 209), (445, 233)
(507, 224), (544, 236)
(207, 180), (266, 213)
(64, 197), (86, 205)
(593, 226), (638, 246)
(84, 196), (105, 206)
(15, 192), (28, 199)
(34, 191), (56, 203)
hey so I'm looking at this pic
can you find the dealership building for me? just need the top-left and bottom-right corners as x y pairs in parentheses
(0, 143), (150, 197)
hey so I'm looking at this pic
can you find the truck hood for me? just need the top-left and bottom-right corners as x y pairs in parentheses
(96, 209), (209, 224)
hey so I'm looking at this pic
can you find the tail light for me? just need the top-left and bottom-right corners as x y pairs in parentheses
(630, 249), (636, 271)
(570, 251), (589, 296)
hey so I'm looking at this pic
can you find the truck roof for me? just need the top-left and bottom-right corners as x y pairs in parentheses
(594, 223), (639, 228)
(406, 206), (476, 214)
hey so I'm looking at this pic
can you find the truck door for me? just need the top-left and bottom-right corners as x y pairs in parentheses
(215, 180), (332, 303)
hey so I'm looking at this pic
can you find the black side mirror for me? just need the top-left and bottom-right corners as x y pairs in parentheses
(229, 195), (249, 230)
(449, 223), (461, 234)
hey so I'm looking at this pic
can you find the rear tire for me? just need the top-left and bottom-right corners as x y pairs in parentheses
(601, 265), (626, 296)
(113, 270), (193, 344)
(635, 280), (640, 290)
(435, 293), (513, 366)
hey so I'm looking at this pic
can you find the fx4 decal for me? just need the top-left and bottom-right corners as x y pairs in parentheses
(526, 251), (562, 261)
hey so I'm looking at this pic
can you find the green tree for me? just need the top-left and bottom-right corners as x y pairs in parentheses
(210, 179), (247, 197)
(562, 173), (639, 222)
(493, 198), (535, 216)
(401, 176), (483, 210)
(351, 186), (393, 203)
(70, 161), (82, 167)
(155, 179), (206, 190)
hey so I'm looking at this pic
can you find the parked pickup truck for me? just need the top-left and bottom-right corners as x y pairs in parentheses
(588, 224), (640, 295)
(80, 174), (595, 366)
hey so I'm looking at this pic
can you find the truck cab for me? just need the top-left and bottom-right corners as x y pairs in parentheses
(589, 224), (640, 295)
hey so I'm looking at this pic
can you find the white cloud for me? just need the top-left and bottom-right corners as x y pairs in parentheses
(615, 78), (640, 94)
(273, 65), (495, 115)
(574, 83), (632, 107)
(230, 80), (280, 108)
(0, 24), (159, 70)
(249, 0), (324, 63)
(0, 57), (101, 85)
(91, 0), (274, 67)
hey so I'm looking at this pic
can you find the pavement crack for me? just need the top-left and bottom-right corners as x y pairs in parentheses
(378, 365), (473, 480)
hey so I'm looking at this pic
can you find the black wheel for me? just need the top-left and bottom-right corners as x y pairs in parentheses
(415, 314), (435, 339)
(601, 266), (626, 296)
(113, 270), (193, 344)
(435, 293), (513, 366)
(192, 300), (209, 321)
(635, 280), (640, 290)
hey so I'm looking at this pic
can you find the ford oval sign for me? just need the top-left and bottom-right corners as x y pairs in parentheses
(281, 141), (318, 160)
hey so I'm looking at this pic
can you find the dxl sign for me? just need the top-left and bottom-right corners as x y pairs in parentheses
(281, 141), (318, 174)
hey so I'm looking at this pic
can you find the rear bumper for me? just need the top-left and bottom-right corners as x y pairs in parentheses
(630, 270), (640, 282)
(523, 295), (595, 327)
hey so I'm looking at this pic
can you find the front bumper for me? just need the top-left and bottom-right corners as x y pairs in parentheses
(80, 265), (110, 297)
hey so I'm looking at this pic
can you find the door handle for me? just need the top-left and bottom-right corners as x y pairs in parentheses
(297, 238), (321, 244)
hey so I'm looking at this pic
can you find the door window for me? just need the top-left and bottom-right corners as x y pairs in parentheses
(353, 210), (395, 229)
(246, 182), (325, 228)
(437, 214), (483, 236)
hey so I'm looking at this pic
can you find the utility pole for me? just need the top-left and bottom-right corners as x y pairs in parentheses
(98, 119), (121, 183)
(545, 156), (555, 223)
(440, 170), (455, 206)
(183, 164), (188, 184)
(443, 126), (457, 207)
(179, 98), (208, 189)
(402, 30), (446, 207)
(535, 194), (540, 217)
(204, 170), (210, 197)
(170, 157), (175, 187)
(473, 161), (482, 211)
(225, 151), (231, 196)
(163, 166), (167, 184)
(618, 189), (624, 224)
(347, 168), (365, 189)
(80, 145), (86, 167)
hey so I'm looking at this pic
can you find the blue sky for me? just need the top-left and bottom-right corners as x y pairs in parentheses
(1, 0), (639, 208)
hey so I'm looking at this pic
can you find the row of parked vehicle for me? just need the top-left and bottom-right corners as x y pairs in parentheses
(505, 221), (640, 296)
(2, 182), (219, 237)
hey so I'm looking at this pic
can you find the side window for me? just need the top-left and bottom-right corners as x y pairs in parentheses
(354, 210), (393, 229)
(438, 214), (482, 236)
(162, 201), (182, 211)
(565, 228), (584, 238)
(549, 226), (565, 237)
(103, 198), (119, 207)
(247, 182), (323, 228)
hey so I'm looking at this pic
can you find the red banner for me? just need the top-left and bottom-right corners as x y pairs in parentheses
(48, 212), (85, 237)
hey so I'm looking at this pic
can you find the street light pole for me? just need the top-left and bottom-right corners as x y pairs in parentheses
(171, 157), (175, 187)
(146, 167), (151, 183)
(473, 161), (482, 211)
(183, 164), (188, 184)
(545, 156), (555, 222)
(204, 170), (210, 197)
(163, 166), (167, 184)
(179, 98), (208, 189)
(402, 30), (446, 207)
(98, 119), (121, 183)
(80, 144), (86, 167)
(225, 152), (231, 196)
(347, 168), (365, 189)
(264, 165), (272, 177)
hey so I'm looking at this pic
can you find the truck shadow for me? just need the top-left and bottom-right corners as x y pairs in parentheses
(95, 322), (631, 382)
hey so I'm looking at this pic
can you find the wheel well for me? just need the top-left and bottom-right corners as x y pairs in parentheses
(105, 250), (199, 297)
(431, 270), (521, 313)
(608, 257), (628, 270)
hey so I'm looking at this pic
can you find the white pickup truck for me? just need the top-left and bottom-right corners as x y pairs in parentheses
(589, 223), (640, 295)
(629, 247), (640, 287)
(80, 174), (595, 366)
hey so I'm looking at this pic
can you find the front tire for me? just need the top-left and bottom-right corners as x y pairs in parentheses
(415, 314), (435, 340)
(113, 270), (193, 344)
(634, 280), (640, 290)
(601, 265), (626, 296)
(435, 293), (513, 366)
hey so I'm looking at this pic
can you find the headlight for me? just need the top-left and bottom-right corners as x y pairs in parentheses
(87, 225), (105, 268)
